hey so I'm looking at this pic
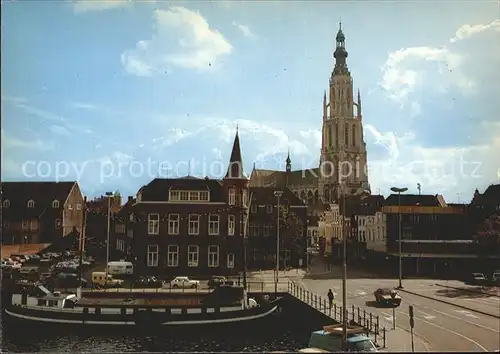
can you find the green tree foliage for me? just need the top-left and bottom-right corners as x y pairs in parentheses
(279, 205), (305, 257)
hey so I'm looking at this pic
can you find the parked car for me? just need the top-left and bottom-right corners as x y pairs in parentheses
(169, 276), (200, 289)
(208, 276), (234, 288)
(134, 276), (163, 288)
(374, 288), (402, 306)
(465, 273), (487, 286)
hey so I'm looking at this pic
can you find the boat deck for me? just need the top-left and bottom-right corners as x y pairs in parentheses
(76, 297), (242, 308)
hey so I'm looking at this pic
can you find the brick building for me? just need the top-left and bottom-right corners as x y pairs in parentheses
(246, 187), (307, 270)
(1, 181), (85, 245)
(113, 130), (249, 278)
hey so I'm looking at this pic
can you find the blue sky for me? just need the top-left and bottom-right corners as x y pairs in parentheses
(2, 0), (500, 202)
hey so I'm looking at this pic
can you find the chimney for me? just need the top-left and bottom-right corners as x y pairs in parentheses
(128, 196), (133, 202)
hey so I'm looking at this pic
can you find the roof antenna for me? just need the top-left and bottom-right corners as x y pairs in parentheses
(339, 16), (342, 30)
(417, 183), (421, 195)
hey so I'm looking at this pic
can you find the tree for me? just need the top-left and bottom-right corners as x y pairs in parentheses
(474, 214), (500, 244)
(279, 205), (306, 259)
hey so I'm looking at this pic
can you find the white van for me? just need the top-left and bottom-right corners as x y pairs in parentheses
(91, 272), (124, 287)
(107, 261), (134, 275)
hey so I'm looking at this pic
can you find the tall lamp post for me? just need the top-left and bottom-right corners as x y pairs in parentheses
(391, 187), (408, 289)
(274, 190), (283, 293)
(341, 184), (371, 349)
(105, 192), (113, 285)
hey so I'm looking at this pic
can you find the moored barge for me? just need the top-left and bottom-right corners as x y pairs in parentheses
(4, 284), (282, 327)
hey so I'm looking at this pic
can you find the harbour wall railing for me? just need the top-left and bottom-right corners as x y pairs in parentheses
(287, 281), (387, 348)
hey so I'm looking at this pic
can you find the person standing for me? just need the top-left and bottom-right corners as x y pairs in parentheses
(327, 289), (334, 315)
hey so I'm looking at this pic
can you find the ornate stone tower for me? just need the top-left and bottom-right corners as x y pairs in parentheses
(318, 23), (370, 203)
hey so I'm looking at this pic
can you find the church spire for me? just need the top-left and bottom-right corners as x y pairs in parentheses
(333, 21), (348, 74)
(286, 149), (291, 172)
(225, 129), (246, 179)
(357, 88), (362, 119)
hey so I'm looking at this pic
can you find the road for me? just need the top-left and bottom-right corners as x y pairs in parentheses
(300, 278), (500, 352)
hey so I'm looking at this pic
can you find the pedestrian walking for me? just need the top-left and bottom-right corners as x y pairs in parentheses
(327, 289), (334, 315)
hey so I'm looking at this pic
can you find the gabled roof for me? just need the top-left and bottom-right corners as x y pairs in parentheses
(1, 181), (76, 220)
(250, 167), (319, 187)
(249, 187), (306, 207)
(384, 194), (445, 207)
(139, 178), (226, 202)
(116, 197), (136, 220)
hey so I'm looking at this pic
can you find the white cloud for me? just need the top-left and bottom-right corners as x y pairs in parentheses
(163, 128), (193, 146)
(1, 129), (54, 151)
(121, 7), (232, 76)
(232, 21), (256, 38)
(1, 95), (27, 104)
(212, 147), (223, 160)
(72, 0), (132, 14)
(13, 103), (66, 122)
(450, 19), (500, 43)
(50, 125), (71, 137)
(381, 19), (500, 105)
(69, 101), (98, 110)
(367, 126), (500, 198)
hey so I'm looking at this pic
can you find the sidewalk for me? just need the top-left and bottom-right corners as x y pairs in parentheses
(382, 327), (430, 352)
(399, 287), (500, 319)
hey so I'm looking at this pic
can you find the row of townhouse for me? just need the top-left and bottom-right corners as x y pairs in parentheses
(317, 185), (500, 276)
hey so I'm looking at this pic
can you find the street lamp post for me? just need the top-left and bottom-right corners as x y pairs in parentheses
(391, 187), (408, 289)
(274, 190), (283, 293)
(105, 192), (113, 286)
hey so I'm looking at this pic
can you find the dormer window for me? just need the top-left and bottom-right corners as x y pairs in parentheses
(52, 200), (59, 208)
(27, 200), (35, 208)
(2, 200), (9, 208)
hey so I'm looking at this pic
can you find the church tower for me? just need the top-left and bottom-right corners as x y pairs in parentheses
(318, 23), (370, 203)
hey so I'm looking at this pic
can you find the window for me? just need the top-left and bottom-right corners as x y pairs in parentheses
(208, 245), (219, 267)
(116, 239), (125, 252)
(169, 190), (180, 201)
(22, 220), (28, 230)
(55, 219), (61, 229)
(27, 200), (35, 208)
(267, 205), (273, 213)
(352, 125), (356, 147)
(2, 200), (9, 208)
(68, 203), (73, 210)
(148, 213), (160, 235)
(228, 215), (235, 236)
(251, 204), (257, 213)
(344, 124), (349, 145)
(52, 200), (59, 208)
(147, 245), (158, 267)
(167, 245), (179, 267)
(200, 191), (209, 201)
(129, 213), (134, 221)
(227, 253), (235, 268)
(263, 224), (270, 237)
(189, 192), (199, 201)
(242, 190), (248, 206)
(188, 214), (199, 235)
(115, 224), (125, 233)
(249, 223), (258, 237)
(168, 214), (180, 235)
(229, 188), (236, 205)
(180, 191), (189, 201)
(30, 219), (38, 231)
(208, 214), (219, 235)
(76, 203), (81, 210)
(188, 245), (199, 267)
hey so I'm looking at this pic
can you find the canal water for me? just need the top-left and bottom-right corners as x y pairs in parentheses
(1, 310), (311, 352)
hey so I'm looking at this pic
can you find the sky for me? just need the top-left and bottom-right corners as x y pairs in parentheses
(2, 0), (500, 203)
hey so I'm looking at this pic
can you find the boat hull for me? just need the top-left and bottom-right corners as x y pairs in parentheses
(4, 301), (280, 327)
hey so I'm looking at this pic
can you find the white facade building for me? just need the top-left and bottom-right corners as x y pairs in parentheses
(356, 211), (387, 252)
(319, 203), (345, 255)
